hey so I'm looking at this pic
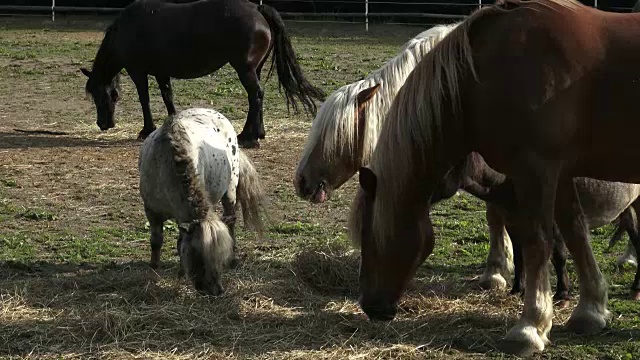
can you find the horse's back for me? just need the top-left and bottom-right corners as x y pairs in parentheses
(139, 108), (239, 220)
(177, 108), (240, 203)
(575, 178), (640, 228)
(112, 0), (268, 77)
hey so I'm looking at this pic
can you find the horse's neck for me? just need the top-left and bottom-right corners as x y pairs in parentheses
(92, 33), (122, 84)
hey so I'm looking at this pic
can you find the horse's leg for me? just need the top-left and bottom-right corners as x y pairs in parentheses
(255, 54), (269, 140)
(176, 228), (187, 278)
(155, 75), (177, 116)
(619, 205), (640, 299)
(234, 64), (263, 148)
(479, 202), (513, 290)
(617, 206), (639, 269)
(509, 231), (524, 296)
(145, 208), (164, 269)
(554, 179), (610, 334)
(130, 72), (156, 139)
(551, 224), (571, 305)
(221, 191), (239, 268)
(501, 156), (558, 356)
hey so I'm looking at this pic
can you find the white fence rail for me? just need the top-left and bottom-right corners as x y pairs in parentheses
(0, 1), (633, 30)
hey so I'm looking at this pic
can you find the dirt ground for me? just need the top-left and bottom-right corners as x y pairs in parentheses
(1, 16), (639, 359)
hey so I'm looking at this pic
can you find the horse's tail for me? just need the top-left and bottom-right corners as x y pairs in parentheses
(237, 150), (265, 234)
(165, 117), (232, 295)
(258, 4), (325, 115)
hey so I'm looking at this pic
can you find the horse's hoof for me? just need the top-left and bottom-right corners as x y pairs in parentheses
(228, 256), (241, 269)
(554, 299), (571, 309)
(238, 138), (260, 149)
(478, 272), (507, 290)
(631, 290), (640, 301)
(566, 305), (608, 334)
(138, 127), (156, 140)
(149, 261), (159, 270)
(553, 291), (572, 303)
(501, 324), (546, 357)
(509, 286), (524, 297)
(616, 256), (638, 270)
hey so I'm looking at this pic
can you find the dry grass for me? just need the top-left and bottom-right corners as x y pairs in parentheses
(1, 15), (640, 360)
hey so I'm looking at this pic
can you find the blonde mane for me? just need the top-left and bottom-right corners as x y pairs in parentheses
(348, 0), (585, 249)
(299, 22), (460, 166)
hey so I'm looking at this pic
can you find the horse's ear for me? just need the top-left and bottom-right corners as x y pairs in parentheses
(80, 68), (92, 78)
(356, 84), (381, 107)
(359, 166), (377, 198)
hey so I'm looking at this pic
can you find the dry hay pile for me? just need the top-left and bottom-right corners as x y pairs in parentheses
(291, 243), (360, 296)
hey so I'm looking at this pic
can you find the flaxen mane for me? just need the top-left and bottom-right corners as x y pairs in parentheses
(349, 0), (584, 249)
(299, 23), (459, 166)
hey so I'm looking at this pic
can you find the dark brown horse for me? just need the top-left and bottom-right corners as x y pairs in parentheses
(81, 0), (324, 148)
(348, 0), (640, 356)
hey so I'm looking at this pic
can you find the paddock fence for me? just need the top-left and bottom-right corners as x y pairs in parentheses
(0, 0), (636, 30)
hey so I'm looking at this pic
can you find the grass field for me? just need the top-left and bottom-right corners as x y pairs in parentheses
(1, 16), (640, 359)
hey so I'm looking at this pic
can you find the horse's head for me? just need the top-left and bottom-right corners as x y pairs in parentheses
(81, 67), (120, 131)
(349, 167), (435, 321)
(294, 84), (380, 203)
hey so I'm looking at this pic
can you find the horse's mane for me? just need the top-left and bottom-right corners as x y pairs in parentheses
(162, 115), (211, 222)
(349, 0), (582, 249)
(299, 22), (460, 166)
(85, 21), (121, 95)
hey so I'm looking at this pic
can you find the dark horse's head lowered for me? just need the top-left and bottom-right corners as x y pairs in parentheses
(81, 67), (120, 131)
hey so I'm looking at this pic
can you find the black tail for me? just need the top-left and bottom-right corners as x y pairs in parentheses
(258, 4), (325, 115)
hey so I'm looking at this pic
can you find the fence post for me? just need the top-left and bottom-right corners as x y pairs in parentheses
(51, 0), (55, 21)
(478, 0), (482, 10)
(365, 0), (369, 32)
(260, 0), (262, 5)
(594, 0), (597, 8)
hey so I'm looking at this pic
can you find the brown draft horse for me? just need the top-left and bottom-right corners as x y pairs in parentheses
(81, 0), (324, 148)
(348, 0), (640, 356)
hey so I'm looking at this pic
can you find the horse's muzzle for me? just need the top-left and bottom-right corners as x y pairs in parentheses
(359, 296), (398, 321)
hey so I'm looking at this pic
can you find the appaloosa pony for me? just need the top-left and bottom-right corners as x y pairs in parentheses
(293, 21), (639, 301)
(348, 0), (640, 355)
(82, 0), (324, 148)
(139, 108), (264, 295)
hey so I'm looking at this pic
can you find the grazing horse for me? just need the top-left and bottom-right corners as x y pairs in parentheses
(348, 0), (640, 355)
(82, 0), (324, 148)
(139, 108), (264, 295)
(293, 22), (640, 300)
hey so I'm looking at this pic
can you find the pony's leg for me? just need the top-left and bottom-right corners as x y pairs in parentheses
(145, 208), (164, 269)
(501, 157), (558, 356)
(221, 191), (239, 268)
(479, 203), (513, 290)
(234, 64), (264, 148)
(551, 224), (571, 305)
(554, 179), (610, 334)
(130, 72), (156, 139)
(155, 76), (177, 116)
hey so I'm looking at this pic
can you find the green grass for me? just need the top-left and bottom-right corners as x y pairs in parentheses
(0, 15), (639, 360)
